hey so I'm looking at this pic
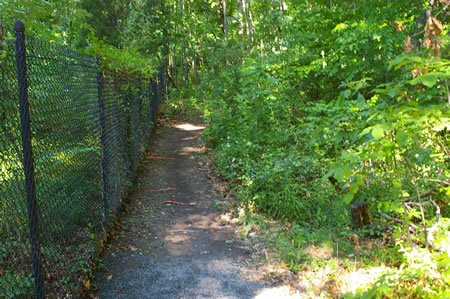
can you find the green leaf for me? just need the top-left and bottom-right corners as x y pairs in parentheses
(343, 192), (353, 204)
(360, 127), (372, 136)
(341, 90), (351, 100)
(421, 73), (438, 87)
(349, 183), (359, 194)
(372, 125), (384, 139)
(396, 129), (408, 146)
(334, 167), (345, 181)
(409, 73), (442, 87)
(407, 56), (423, 63)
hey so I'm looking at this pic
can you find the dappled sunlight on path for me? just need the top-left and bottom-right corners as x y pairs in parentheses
(93, 117), (279, 298)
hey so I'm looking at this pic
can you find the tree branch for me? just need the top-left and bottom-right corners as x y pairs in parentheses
(404, 179), (450, 201)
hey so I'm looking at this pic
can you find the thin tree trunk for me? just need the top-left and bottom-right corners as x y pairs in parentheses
(242, 0), (251, 47)
(192, 57), (199, 86)
(205, 0), (210, 23)
(162, 3), (170, 89)
(187, 8), (199, 86)
(247, 0), (255, 37)
(237, 0), (245, 36)
(276, 0), (283, 39)
(223, 0), (228, 41)
(279, 0), (283, 17)
(173, 2), (178, 85)
(179, 0), (189, 87)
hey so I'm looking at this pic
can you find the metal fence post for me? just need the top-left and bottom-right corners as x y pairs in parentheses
(148, 78), (153, 132)
(129, 81), (140, 174)
(158, 67), (164, 106)
(151, 76), (158, 123)
(14, 19), (45, 299)
(96, 60), (109, 218)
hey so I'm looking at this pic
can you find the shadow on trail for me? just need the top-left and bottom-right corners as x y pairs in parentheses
(93, 117), (272, 298)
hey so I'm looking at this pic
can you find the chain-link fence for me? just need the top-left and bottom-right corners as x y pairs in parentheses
(0, 20), (166, 297)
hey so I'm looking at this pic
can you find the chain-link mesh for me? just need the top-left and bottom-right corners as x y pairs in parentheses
(0, 26), (36, 297)
(0, 22), (166, 297)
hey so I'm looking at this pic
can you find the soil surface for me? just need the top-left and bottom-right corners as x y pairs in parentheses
(93, 117), (270, 298)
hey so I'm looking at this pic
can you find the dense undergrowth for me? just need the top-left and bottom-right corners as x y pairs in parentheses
(166, 1), (450, 297)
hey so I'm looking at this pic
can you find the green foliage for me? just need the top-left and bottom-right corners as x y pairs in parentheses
(0, 0), (91, 46)
(1, 2), (163, 296)
(78, 0), (130, 47)
(84, 35), (157, 77)
(198, 56), (346, 225)
(190, 0), (449, 297)
(363, 221), (450, 298)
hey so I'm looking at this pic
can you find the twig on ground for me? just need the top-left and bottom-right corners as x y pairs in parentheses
(145, 188), (176, 192)
(380, 209), (417, 234)
(145, 155), (176, 160)
(165, 200), (196, 206)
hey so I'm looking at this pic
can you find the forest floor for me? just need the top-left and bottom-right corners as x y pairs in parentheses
(91, 114), (303, 298)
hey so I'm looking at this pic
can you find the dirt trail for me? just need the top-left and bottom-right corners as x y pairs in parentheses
(94, 117), (270, 298)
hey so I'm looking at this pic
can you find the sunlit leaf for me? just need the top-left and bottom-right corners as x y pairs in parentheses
(372, 126), (384, 139)
(396, 129), (408, 146)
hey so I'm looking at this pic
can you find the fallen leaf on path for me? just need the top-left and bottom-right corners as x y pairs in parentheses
(107, 275), (113, 280)
(350, 234), (360, 245)
(83, 279), (90, 290)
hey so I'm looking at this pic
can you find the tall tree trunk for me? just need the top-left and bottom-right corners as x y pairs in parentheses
(242, 0), (251, 47)
(162, 3), (170, 89)
(179, 0), (189, 87)
(205, 0), (210, 23)
(187, 1), (199, 86)
(279, 0), (283, 17)
(237, 0), (245, 36)
(277, 0), (283, 38)
(247, 0), (255, 39)
(223, 0), (228, 42)
(173, 2), (178, 86)
(170, 49), (177, 87)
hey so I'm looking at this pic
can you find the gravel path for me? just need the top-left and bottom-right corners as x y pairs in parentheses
(94, 117), (267, 298)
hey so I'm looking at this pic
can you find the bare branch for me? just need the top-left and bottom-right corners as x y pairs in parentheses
(427, 197), (440, 247)
(435, 138), (450, 159)
(404, 179), (450, 201)
(425, 178), (450, 186)
(411, 29), (425, 38)
(379, 209), (418, 230)
(435, 3), (449, 18)
(445, 79), (450, 105)
(403, 202), (414, 247)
